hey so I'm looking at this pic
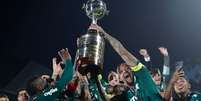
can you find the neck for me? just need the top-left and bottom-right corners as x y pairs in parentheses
(127, 82), (134, 88)
(178, 90), (190, 98)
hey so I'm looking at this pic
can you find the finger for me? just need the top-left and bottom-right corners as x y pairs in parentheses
(89, 27), (98, 32)
(178, 70), (185, 75)
(141, 49), (146, 51)
(178, 70), (184, 74)
(65, 48), (70, 56)
(177, 70), (185, 77)
(139, 49), (143, 52)
(159, 47), (164, 49)
(158, 47), (164, 52)
(58, 49), (65, 58)
(90, 23), (96, 26)
(61, 48), (65, 52)
(90, 24), (100, 31)
(178, 73), (185, 77)
(58, 62), (62, 65)
(58, 51), (62, 58)
(178, 67), (184, 72)
(52, 58), (58, 69)
(52, 58), (57, 63)
(139, 50), (143, 54)
(65, 48), (68, 52)
(178, 69), (184, 73)
(89, 24), (97, 28)
(58, 49), (62, 55)
(93, 23), (98, 26)
(175, 67), (183, 72)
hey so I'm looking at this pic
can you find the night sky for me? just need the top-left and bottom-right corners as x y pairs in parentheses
(1, 0), (201, 93)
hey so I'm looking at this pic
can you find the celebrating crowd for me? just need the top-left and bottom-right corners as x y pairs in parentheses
(1, 24), (201, 101)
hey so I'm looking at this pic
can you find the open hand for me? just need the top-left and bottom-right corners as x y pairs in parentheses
(158, 47), (168, 56)
(58, 48), (71, 62)
(139, 49), (149, 57)
(52, 58), (63, 75)
(89, 24), (106, 36)
(170, 68), (185, 84)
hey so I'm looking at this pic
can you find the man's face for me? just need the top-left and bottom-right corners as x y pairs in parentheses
(17, 90), (29, 101)
(152, 73), (161, 86)
(118, 63), (134, 85)
(35, 76), (48, 91)
(174, 77), (190, 94)
(108, 73), (119, 87)
(118, 63), (129, 74)
(119, 70), (133, 85)
(123, 71), (133, 84)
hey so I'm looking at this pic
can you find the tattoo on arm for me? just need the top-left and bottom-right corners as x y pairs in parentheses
(104, 32), (139, 66)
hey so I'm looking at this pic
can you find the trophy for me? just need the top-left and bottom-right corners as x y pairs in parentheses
(84, 0), (108, 24)
(76, 0), (108, 75)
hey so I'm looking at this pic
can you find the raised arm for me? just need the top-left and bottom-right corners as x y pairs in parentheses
(158, 47), (170, 76)
(89, 24), (139, 67)
(164, 68), (184, 101)
(36, 48), (73, 101)
(51, 58), (63, 81)
(139, 48), (153, 70)
(56, 48), (73, 89)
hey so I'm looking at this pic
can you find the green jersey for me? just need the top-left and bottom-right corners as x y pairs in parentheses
(88, 76), (108, 101)
(129, 62), (163, 101)
(32, 59), (73, 101)
(111, 62), (162, 101)
(172, 92), (201, 101)
(125, 87), (139, 101)
(189, 92), (201, 101)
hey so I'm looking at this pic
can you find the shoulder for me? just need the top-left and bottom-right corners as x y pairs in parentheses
(190, 91), (201, 100)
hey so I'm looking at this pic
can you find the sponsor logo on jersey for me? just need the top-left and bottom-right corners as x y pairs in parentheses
(44, 88), (58, 96)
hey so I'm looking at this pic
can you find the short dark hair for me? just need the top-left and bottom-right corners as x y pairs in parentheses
(0, 94), (9, 99)
(17, 88), (27, 95)
(26, 75), (40, 96)
(150, 68), (161, 76)
(116, 63), (130, 74)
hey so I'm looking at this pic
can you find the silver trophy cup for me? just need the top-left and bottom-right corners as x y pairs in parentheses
(76, 0), (108, 75)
